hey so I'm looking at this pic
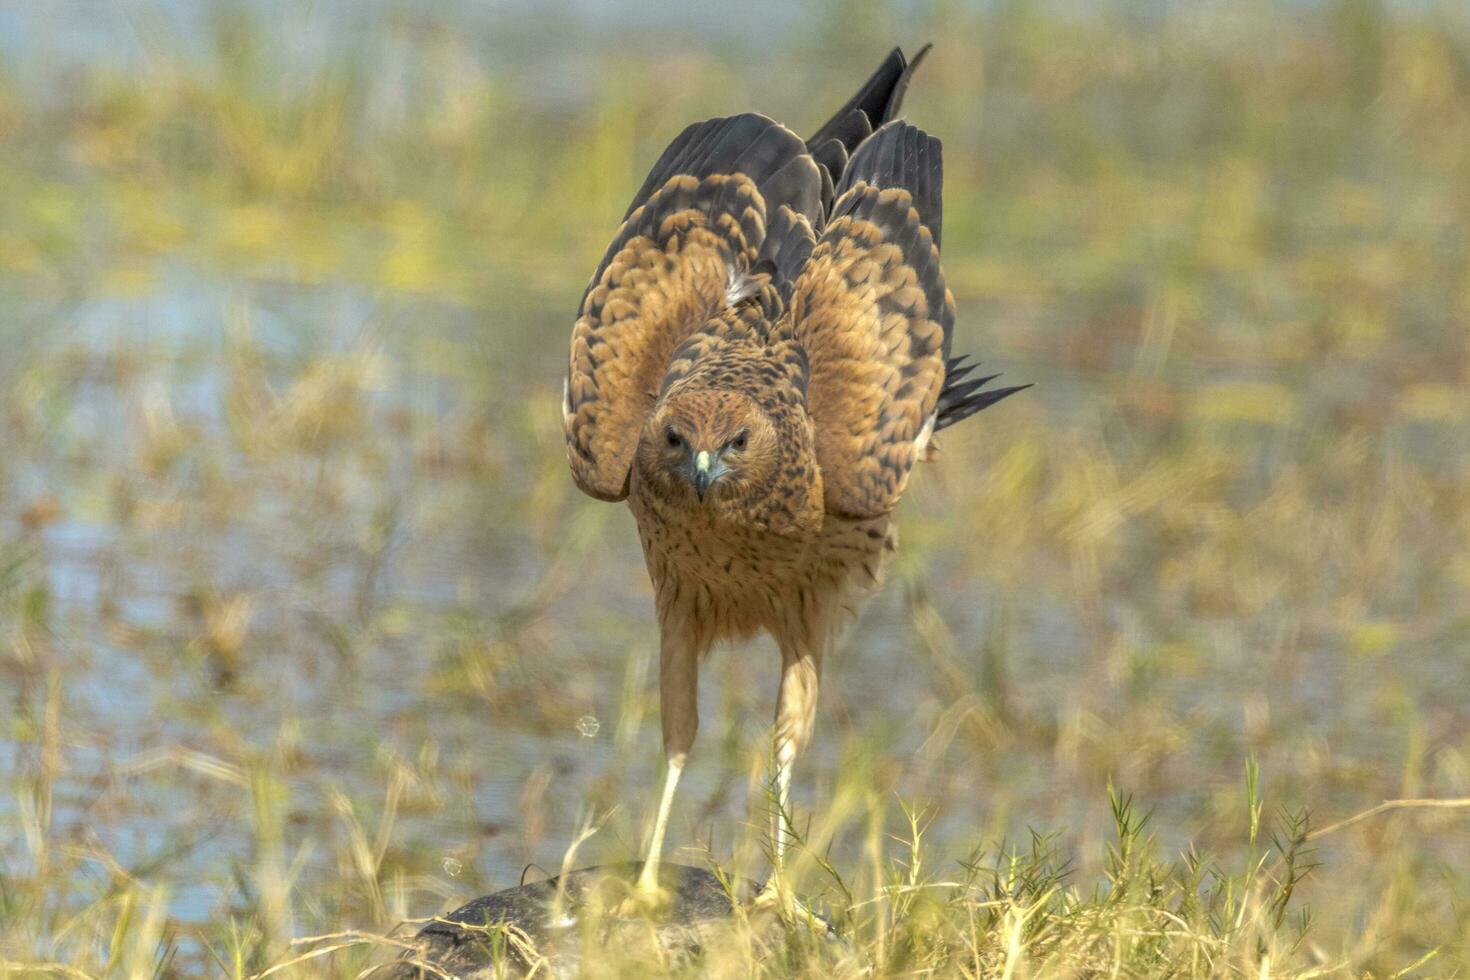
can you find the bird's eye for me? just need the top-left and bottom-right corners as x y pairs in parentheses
(666, 428), (682, 449)
(729, 430), (748, 451)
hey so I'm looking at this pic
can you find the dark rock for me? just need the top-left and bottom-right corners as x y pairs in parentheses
(386, 862), (820, 979)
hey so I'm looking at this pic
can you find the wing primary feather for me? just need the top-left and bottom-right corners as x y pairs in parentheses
(943, 354), (977, 384)
(818, 109), (874, 160)
(935, 367), (1032, 431)
(806, 47), (907, 151)
(816, 161), (835, 219)
(760, 154), (824, 230)
(836, 120), (944, 251)
(806, 43), (931, 151)
(882, 42), (932, 122)
(617, 114), (804, 224)
(731, 122), (808, 186)
(943, 373), (1002, 401)
(807, 44), (934, 193)
(757, 204), (816, 307)
(809, 138), (849, 183)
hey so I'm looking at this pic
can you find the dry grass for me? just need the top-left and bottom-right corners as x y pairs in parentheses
(2, 1), (1469, 976)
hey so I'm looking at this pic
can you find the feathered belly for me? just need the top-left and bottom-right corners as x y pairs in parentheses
(629, 494), (894, 649)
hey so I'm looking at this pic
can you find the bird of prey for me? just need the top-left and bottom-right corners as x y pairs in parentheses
(561, 45), (1025, 900)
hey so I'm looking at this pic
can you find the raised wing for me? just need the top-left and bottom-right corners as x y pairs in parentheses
(806, 45), (930, 219)
(789, 121), (951, 519)
(563, 114), (821, 501)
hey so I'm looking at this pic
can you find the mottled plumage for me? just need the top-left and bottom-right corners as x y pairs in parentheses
(561, 46), (1026, 895)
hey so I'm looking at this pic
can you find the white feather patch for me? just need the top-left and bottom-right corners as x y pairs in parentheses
(914, 413), (937, 461)
(724, 267), (765, 307)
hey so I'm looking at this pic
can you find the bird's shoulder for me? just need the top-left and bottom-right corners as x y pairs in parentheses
(659, 308), (810, 413)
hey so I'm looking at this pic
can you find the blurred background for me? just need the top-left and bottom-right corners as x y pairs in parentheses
(1, 0), (1467, 973)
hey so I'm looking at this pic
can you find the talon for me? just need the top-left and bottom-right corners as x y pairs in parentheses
(612, 869), (673, 918)
(613, 888), (667, 919)
(748, 880), (831, 937)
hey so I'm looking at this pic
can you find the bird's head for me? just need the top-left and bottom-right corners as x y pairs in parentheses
(639, 388), (777, 508)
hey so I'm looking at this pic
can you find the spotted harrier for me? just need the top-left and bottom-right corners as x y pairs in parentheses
(561, 45), (1025, 900)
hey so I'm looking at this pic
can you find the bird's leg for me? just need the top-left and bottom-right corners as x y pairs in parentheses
(632, 629), (698, 903)
(757, 638), (821, 908)
(638, 755), (684, 895)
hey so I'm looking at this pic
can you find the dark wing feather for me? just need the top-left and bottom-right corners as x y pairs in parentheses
(812, 109), (873, 162)
(806, 45), (931, 156)
(805, 47), (1027, 447)
(935, 355), (1030, 431)
(809, 138), (849, 185)
(564, 114), (820, 501)
(807, 46), (929, 223)
(755, 205), (817, 309)
(790, 121), (949, 519)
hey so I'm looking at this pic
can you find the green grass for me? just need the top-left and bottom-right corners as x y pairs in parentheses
(2, 0), (1470, 976)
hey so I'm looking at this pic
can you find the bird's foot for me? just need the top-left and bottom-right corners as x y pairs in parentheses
(610, 867), (672, 919)
(747, 877), (831, 937)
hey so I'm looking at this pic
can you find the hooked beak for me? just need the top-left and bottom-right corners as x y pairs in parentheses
(691, 450), (725, 501)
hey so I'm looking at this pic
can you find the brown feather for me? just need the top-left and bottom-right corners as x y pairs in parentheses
(564, 173), (766, 500)
(789, 182), (946, 519)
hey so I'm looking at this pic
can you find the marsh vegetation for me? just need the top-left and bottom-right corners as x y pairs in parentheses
(1, 1), (1468, 975)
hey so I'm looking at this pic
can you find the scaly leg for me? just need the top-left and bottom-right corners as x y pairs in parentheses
(762, 639), (821, 900)
(634, 629), (698, 900)
(637, 757), (684, 895)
